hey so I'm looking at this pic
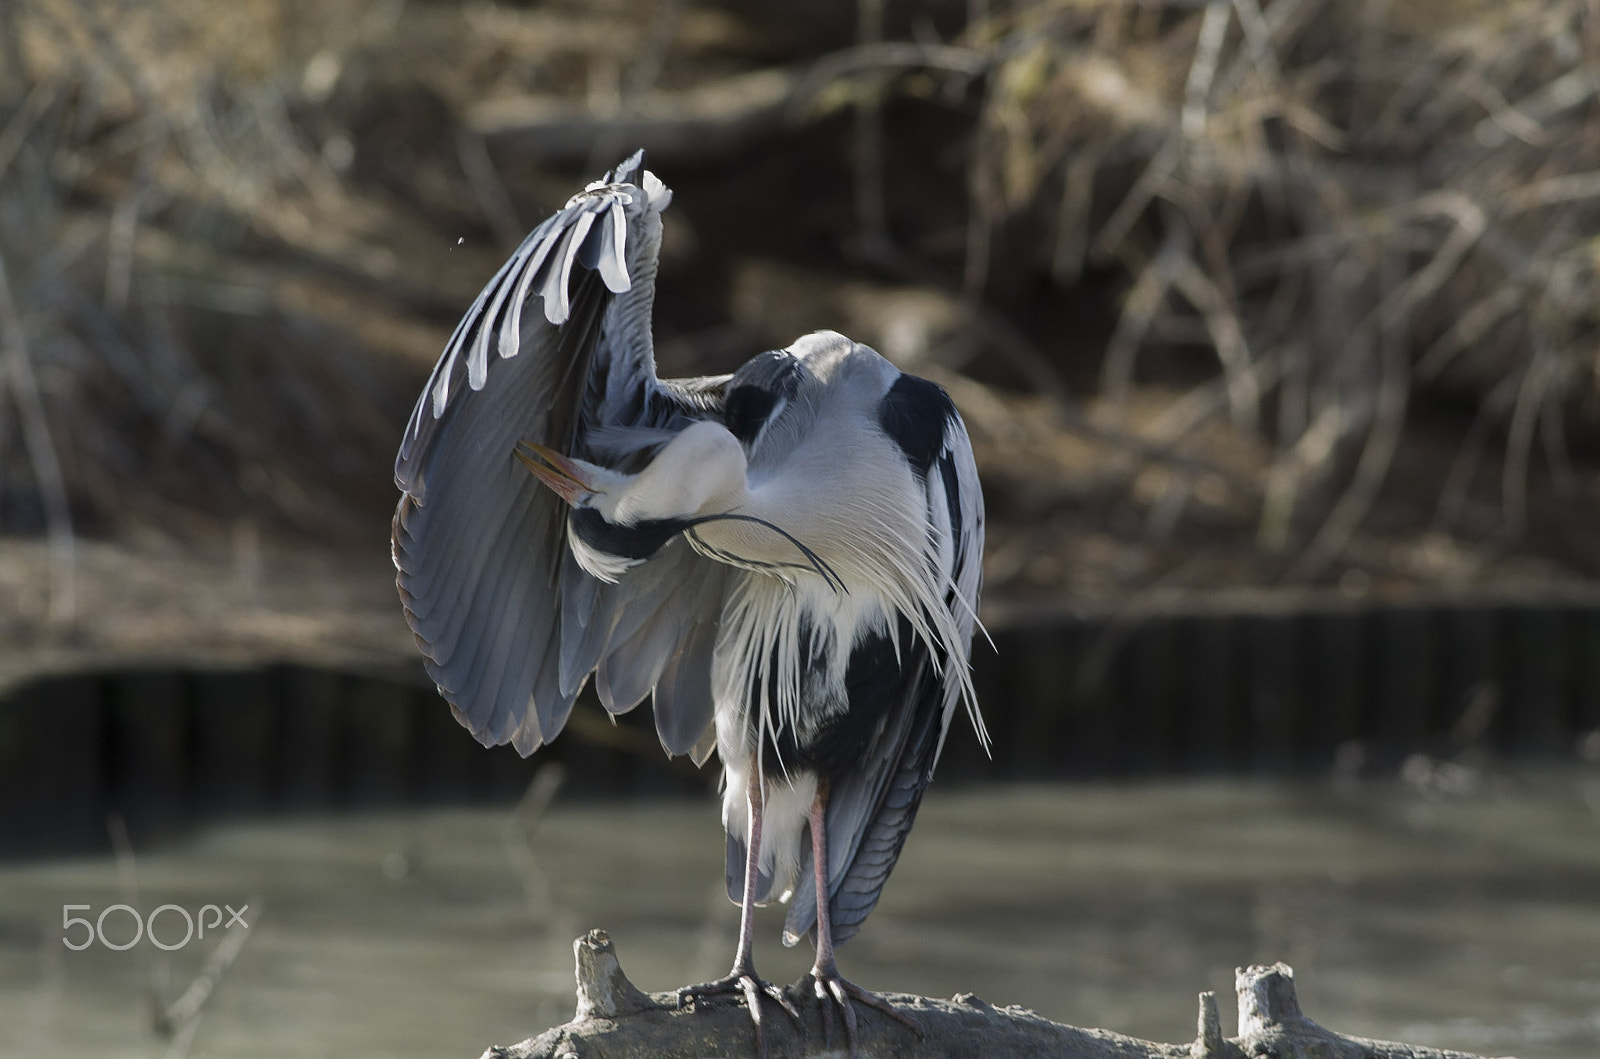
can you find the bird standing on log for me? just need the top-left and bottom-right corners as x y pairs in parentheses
(392, 152), (987, 1057)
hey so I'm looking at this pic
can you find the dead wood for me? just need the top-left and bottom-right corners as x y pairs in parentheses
(478, 929), (1512, 1059)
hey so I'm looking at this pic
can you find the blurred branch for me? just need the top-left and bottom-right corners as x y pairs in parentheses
(852, 0), (890, 255)
(585, 0), (686, 173)
(0, 249), (75, 623)
(945, 0), (1600, 571)
(1292, 251), (1410, 578)
(1182, 1), (1231, 139)
(502, 763), (568, 924)
(156, 898), (261, 1044)
(105, 113), (168, 311)
(790, 41), (991, 118)
(475, 38), (991, 167)
(0, 0), (25, 93)
(474, 69), (798, 164)
(455, 128), (522, 254)
(1502, 344), (1555, 537)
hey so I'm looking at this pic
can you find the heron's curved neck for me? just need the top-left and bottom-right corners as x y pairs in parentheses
(601, 421), (748, 526)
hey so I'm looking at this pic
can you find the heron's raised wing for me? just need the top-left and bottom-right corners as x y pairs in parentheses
(782, 387), (987, 948)
(393, 151), (727, 757)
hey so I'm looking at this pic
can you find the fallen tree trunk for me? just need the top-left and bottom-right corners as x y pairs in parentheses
(480, 929), (1511, 1059)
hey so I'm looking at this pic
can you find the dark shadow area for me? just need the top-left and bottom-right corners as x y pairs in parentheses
(5, 599), (1596, 857)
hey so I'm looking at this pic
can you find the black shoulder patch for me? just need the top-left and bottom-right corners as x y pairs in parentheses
(878, 373), (956, 478)
(723, 386), (778, 446)
(724, 350), (802, 446)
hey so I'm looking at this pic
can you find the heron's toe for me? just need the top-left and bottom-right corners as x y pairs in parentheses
(679, 969), (803, 1059)
(795, 968), (921, 1059)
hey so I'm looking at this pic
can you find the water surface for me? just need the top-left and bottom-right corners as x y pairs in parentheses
(2, 772), (1597, 1058)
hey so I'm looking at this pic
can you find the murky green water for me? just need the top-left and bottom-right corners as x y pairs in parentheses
(2, 771), (1598, 1058)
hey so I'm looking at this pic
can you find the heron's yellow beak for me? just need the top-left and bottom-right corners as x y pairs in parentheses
(515, 441), (594, 506)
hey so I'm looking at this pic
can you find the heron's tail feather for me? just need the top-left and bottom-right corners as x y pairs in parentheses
(725, 833), (777, 906)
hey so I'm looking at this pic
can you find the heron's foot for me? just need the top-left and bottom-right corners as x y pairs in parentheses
(795, 966), (921, 1059)
(678, 969), (801, 1059)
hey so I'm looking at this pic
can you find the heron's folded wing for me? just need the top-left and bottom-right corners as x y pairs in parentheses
(393, 151), (725, 757)
(778, 632), (941, 949)
(589, 537), (730, 755)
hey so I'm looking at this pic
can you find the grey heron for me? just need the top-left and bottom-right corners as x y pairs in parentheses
(392, 152), (987, 1056)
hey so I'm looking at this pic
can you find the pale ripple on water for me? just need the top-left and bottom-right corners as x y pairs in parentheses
(1, 771), (1598, 1058)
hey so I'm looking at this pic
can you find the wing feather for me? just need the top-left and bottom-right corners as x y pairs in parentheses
(499, 231), (562, 360)
(557, 550), (610, 699)
(394, 151), (729, 758)
(597, 597), (685, 712)
(540, 211), (593, 326)
(595, 201), (630, 292)
(653, 615), (721, 756)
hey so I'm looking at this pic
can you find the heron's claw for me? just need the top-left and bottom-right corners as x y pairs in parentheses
(795, 968), (921, 1059)
(678, 970), (802, 1059)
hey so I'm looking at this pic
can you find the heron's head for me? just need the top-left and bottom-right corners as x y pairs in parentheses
(516, 420), (842, 589)
(516, 421), (751, 581)
(519, 421), (747, 523)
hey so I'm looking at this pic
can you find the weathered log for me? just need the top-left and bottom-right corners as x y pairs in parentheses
(479, 929), (1513, 1059)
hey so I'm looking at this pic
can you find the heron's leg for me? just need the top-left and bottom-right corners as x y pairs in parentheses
(677, 769), (800, 1055)
(729, 770), (764, 973)
(795, 782), (921, 1059)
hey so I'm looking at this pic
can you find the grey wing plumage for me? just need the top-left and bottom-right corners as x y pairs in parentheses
(783, 404), (987, 947)
(393, 151), (726, 757)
